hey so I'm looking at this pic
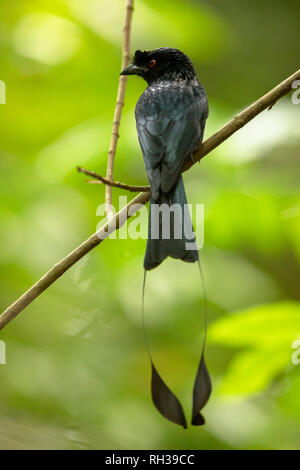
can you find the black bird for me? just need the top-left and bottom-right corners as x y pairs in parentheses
(121, 48), (211, 428)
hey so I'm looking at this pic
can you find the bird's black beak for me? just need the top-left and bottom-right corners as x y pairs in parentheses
(120, 64), (147, 76)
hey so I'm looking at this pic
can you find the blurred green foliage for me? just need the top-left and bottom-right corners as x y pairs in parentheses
(0, 0), (300, 450)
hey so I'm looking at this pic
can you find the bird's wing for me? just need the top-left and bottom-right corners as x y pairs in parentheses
(135, 83), (208, 198)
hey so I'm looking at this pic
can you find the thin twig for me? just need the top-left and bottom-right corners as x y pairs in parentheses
(105, 0), (134, 219)
(0, 68), (299, 331)
(77, 166), (149, 192)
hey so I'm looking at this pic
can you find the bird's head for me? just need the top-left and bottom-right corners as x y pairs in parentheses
(120, 48), (196, 84)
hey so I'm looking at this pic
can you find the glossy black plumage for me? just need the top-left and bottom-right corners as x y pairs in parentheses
(135, 73), (208, 199)
(123, 48), (208, 270)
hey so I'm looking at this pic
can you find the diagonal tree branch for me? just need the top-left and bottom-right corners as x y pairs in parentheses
(0, 68), (299, 331)
(105, 0), (134, 219)
(185, 68), (300, 170)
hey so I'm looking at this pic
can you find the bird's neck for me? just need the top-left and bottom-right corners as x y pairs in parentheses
(146, 70), (197, 86)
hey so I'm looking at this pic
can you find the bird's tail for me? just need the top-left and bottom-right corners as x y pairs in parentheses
(144, 175), (198, 270)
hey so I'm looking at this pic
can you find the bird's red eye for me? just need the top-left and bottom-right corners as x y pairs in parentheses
(149, 59), (157, 68)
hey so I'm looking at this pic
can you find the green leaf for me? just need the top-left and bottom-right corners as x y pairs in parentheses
(209, 302), (300, 394)
(209, 302), (300, 349)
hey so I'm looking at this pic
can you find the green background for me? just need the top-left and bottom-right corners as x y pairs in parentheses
(0, 0), (300, 449)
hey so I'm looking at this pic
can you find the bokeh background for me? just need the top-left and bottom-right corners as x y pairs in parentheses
(0, 0), (300, 450)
